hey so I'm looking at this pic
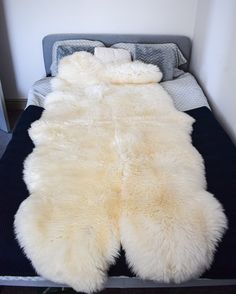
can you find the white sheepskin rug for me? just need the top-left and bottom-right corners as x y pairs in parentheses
(14, 52), (227, 293)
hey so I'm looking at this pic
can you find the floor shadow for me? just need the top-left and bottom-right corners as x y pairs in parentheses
(0, 0), (18, 100)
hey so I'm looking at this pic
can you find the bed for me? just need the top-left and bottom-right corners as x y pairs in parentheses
(0, 34), (236, 289)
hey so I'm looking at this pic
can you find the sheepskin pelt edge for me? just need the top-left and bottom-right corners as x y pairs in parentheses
(14, 52), (227, 293)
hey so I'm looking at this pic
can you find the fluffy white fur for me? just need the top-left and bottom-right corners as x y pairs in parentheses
(15, 52), (227, 293)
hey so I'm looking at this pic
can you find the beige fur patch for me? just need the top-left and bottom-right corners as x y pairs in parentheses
(15, 52), (227, 293)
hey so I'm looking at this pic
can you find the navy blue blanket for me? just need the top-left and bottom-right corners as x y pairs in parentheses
(0, 105), (236, 279)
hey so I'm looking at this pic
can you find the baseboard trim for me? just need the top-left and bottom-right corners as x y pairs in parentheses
(6, 99), (27, 110)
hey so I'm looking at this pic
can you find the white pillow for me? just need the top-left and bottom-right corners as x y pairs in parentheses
(94, 47), (131, 64)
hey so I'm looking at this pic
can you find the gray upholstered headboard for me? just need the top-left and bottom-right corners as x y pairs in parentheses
(42, 34), (192, 76)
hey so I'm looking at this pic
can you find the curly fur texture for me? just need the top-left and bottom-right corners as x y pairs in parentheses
(15, 52), (227, 293)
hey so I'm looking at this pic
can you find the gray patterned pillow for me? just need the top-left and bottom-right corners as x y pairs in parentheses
(50, 40), (105, 76)
(111, 43), (187, 81)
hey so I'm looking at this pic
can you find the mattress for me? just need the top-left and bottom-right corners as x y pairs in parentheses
(0, 105), (236, 288)
(26, 72), (210, 111)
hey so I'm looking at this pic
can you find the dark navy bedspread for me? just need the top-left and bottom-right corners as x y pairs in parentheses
(0, 105), (236, 279)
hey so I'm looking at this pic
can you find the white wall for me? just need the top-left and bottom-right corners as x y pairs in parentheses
(191, 0), (236, 142)
(1, 0), (197, 100)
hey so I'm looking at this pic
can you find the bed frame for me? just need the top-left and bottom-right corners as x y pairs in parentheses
(1, 34), (235, 290)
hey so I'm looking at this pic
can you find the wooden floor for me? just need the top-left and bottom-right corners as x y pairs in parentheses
(1, 286), (236, 294)
(8, 109), (23, 129)
(0, 109), (22, 158)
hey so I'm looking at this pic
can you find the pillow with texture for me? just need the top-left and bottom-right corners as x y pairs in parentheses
(94, 47), (131, 64)
(50, 39), (105, 76)
(111, 43), (187, 81)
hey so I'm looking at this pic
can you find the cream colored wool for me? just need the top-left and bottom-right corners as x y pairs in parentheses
(15, 52), (227, 293)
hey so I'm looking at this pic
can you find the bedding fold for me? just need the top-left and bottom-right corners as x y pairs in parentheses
(15, 52), (227, 293)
